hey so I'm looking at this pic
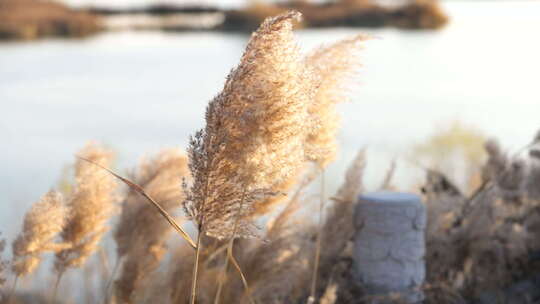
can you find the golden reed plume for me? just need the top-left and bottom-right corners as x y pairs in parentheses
(12, 190), (68, 277)
(55, 142), (118, 274)
(183, 11), (315, 240)
(114, 149), (189, 303)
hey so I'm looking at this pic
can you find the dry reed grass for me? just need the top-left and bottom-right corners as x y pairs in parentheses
(54, 143), (118, 284)
(424, 130), (540, 302)
(6, 9), (539, 304)
(182, 11), (315, 240)
(1, 10), (371, 304)
(113, 149), (189, 303)
(11, 191), (68, 278)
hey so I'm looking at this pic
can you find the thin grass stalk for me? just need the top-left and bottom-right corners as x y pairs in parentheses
(189, 167), (214, 304)
(227, 243), (254, 304)
(214, 189), (254, 304)
(77, 156), (196, 249)
(52, 270), (64, 304)
(103, 257), (120, 304)
(190, 231), (203, 304)
(213, 250), (229, 304)
(6, 275), (18, 304)
(310, 169), (325, 303)
(204, 244), (228, 269)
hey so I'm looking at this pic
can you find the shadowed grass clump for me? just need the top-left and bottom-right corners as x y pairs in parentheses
(424, 130), (540, 302)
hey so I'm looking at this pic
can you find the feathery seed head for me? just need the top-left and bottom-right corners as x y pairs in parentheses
(304, 35), (367, 167)
(55, 142), (118, 273)
(114, 149), (189, 302)
(12, 190), (67, 277)
(183, 11), (314, 240)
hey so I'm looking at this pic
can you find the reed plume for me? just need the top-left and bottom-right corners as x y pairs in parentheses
(304, 36), (365, 302)
(54, 142), (118, 275)
(114, 148), (189, 303)
(183, 11), (318, 304)
(253, 34), (367, 217)
(11, 190), (68, 277)
(304, 35), (367, 167)
(183, 10), (314, 240)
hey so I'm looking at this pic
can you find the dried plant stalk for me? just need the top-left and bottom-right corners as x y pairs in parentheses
(12, 190), (68, 277)
(55, 142), (118, 274)
(311, 150), (366, 299)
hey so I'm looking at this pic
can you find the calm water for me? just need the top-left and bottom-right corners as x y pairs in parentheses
(1, 1), (539, 240)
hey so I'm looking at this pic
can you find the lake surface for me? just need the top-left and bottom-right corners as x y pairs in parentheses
(1, 1), (539, 240)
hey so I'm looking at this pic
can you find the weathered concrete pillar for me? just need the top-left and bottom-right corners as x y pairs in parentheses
(353, 192), (426, 303)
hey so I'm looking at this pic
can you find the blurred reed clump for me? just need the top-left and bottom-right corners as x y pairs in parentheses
(0, 0), (101, 40)
(423, 131), (540, 303)
(0, 10), (538, 304)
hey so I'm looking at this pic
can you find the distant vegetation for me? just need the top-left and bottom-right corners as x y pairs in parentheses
(0, 0), (448, 41)
(222, 0), (448, 32)
(0, 0), (101, 40)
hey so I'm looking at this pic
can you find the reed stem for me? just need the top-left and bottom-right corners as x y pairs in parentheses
(213, 247), (230, 304)
(103, 257), (120, 304)
(190, 230), (203, 304)
(52, 271), (64, 304)
(6, 275), (19, 304)
(309, 169), (325, 302)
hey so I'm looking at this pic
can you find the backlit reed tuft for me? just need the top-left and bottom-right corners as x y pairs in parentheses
(55, 142), (118, 274)
(304, 35), (367, 167)
(114, 148), (189, 303)
(183, 11), (315, 240)
(11, 190), (68, 277)
(253, 34), (368, 216)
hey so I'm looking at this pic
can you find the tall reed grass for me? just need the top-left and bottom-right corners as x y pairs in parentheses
(1, 9), (538, 304)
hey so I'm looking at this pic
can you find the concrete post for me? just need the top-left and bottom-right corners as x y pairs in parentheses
(353, 192), (426, 303)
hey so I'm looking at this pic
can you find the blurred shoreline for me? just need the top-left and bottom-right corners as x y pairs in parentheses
(0, 0), (448, 41)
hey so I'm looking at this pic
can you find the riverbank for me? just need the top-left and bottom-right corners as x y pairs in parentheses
(0, 0), (448, 41)
(221, 0), (448, 32)
(0, 0), (101, 40)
